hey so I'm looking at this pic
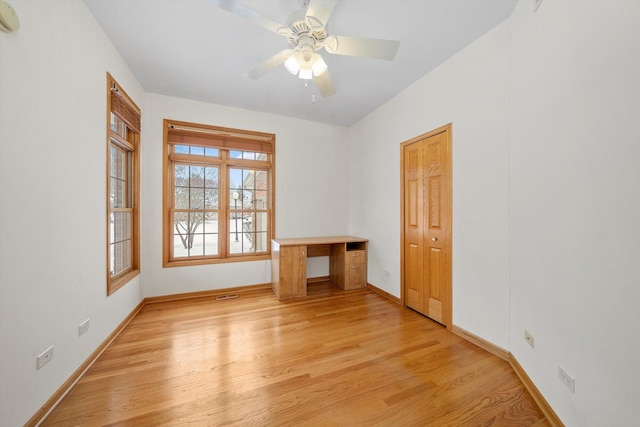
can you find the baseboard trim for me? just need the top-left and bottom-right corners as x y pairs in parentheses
(144, 283), (273, 304)
(449, 325), (563, 426)
(366, 282), (401, 304)
(509, 354), (564, 427)
(26, 300), (146, 427)
(451, 325), (509, 361)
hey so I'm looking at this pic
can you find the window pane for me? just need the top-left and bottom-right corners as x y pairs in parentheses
(175, 164), (188, 183)
(254, 231), (268, 253)
(255, 190), (268, 209)
(173, 212), (192, 257)
(204, 211), (218, 256)
(190, 212), (204, 234)
(111, 179), (125, 208)
(174, 145), (219, 157)
(116, 148), (126, 179)
(254, 212), (268, 233)
(110, 212), (131, 244)
(190, 188), (204, 209)
(191, 146), (205, 156)
(230, 190), (241, 209)
(229, 168), (269, 209)
(175, 145), (189, 154)
(229, 168), (242, 191)
(204, 189), (218, 209)
(110, 144), (126, 179)
(255, 170), (268, 191)
(175, 186), (189, 209)
(228, 150), (267, 161)
(204, 212), (218, 234)
(109, 212), (132, 275)
(173, 239), (187, 257)
(190, 166), (204, 187)
(110, 144), (129, 209)
(111, 212), (122, 243)
(204, 147), (219, 157)
(204, 167), (219, 208)
(205, 167), (218, 188)
(122, 239), (131, 270)
(110, 113), (127, 139)
(174, 164), (220, 213)
(229, 212), (244, 254)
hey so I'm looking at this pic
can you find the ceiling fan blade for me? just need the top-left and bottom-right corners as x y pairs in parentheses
(315, 71), (336, 97)
(324, 35), (400, 60)
(207, 0), (291, 36)
(246, 50), (293, 79)
(305, 0), (337, 30)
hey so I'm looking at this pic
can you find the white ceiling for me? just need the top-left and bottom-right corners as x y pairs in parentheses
(84, 0), (517, 126)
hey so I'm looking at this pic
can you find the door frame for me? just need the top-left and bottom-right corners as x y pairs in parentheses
(400, 123), (452, 329)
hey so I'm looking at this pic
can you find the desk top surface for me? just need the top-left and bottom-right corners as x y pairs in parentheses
(272, 235), (368, 246)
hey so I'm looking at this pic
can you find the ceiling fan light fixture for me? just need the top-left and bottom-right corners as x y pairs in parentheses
(298, 67), (313, 80)
(311, 54), (327, 76)
(284, 54), (301, 75)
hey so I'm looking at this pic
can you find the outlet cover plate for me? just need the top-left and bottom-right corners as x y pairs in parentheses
(37, 346), (54, 369)
(558, 365), (576, 393)
(79, 318), (90, 336)
(524, 330), (535, 348)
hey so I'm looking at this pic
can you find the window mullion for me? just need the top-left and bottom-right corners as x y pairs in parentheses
(219, 161), (229, 258)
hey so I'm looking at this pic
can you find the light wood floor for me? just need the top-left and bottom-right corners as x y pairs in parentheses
(43, 283), (549, 426)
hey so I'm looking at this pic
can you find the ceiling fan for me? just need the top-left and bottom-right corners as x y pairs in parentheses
(208, 0), (400, 97)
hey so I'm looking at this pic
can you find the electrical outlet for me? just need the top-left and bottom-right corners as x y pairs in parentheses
(524, 330), (535, 348)
(37, 346), (54, 369)
(79, 318), (90, 336)
(558, 366), (576, 393)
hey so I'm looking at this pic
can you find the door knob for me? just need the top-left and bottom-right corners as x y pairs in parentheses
(431, 237), (438, 242)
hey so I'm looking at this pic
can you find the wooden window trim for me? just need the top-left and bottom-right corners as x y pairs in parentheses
(163, 119), (275, 268)
(107, 73), (140, 294)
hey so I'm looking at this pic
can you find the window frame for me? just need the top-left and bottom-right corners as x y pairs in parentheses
(163, 119), (275, 267)
(106, 73), (141, 294)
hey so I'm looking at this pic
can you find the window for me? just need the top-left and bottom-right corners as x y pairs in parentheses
(107, 73), (140, 294)
(163, 120), (275, 267)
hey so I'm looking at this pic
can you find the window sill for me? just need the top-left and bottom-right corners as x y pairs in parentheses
(108, 268), (140, 295)
(163, 254), (271, 268)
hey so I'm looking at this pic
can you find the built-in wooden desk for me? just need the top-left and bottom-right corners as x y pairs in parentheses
(271, 236), (368, 300)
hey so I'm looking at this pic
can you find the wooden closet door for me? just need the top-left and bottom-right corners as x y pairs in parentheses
(402, 124), (452, 327)
(403, 141), (425, 313)
(423, 130), (451, 325)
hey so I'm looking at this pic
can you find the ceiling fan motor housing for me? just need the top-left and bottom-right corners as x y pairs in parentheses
(285, 8), (327, 52)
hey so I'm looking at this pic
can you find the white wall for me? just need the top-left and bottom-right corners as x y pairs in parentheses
(349, 0), (640, 424)
(0, 1), (145, 425)
(349, 20), (512, 349)
(141, 94), (350, 297)
(508, 1), (640, 425)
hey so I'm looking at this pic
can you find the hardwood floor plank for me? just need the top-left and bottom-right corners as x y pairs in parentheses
(42, 283), (546, 426)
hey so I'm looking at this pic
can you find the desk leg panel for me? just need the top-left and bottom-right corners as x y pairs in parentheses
(274, 245), (307, 300)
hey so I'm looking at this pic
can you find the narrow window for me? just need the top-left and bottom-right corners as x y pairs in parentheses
(163, 120), (275, 267)
(107, 73), (140, 294)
